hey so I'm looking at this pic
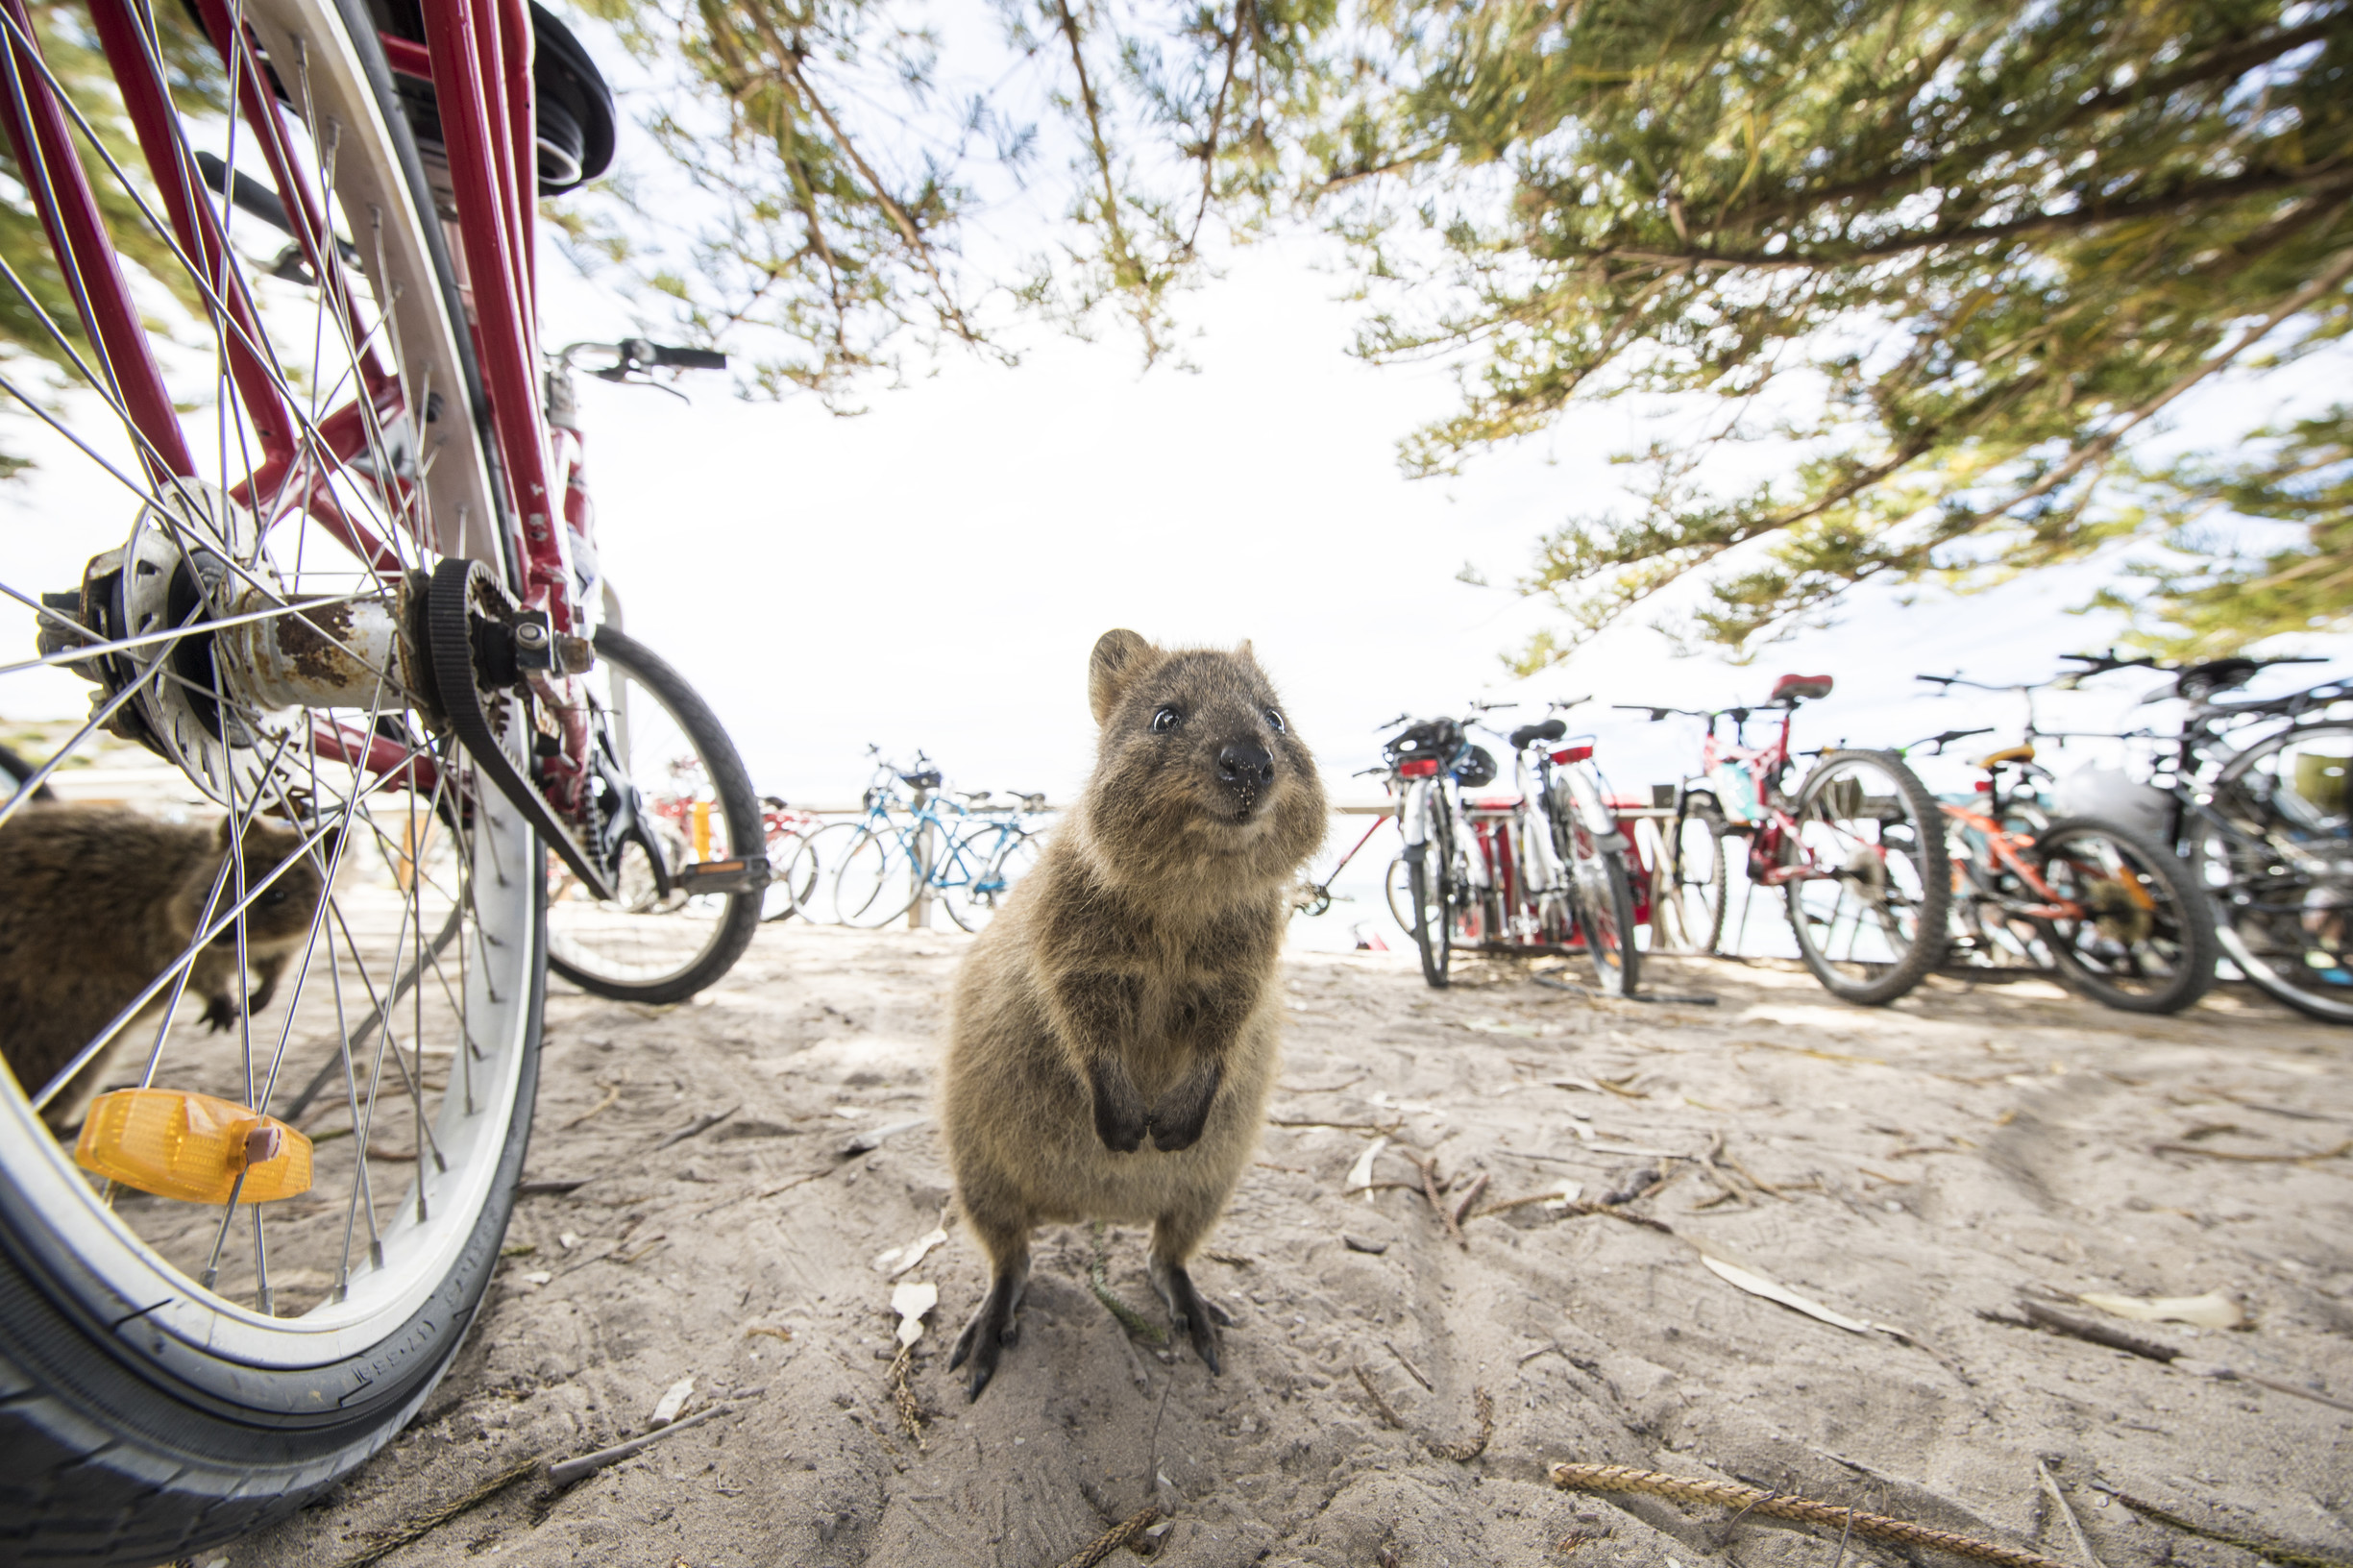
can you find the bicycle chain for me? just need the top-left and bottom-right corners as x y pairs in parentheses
(422, 557), (617, 900)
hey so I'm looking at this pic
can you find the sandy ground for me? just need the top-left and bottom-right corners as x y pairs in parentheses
(231, 922), (2353, 1568)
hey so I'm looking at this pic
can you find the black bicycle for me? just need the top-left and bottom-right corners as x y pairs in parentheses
(2052, 653), (2350, 1023)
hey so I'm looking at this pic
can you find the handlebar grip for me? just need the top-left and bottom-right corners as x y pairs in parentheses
(650, 344), (728, 370)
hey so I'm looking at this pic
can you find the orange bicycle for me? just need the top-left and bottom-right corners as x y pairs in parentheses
(1911, 681), (2218, 1013)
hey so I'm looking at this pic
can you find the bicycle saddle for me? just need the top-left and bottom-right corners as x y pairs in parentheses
(901, 770), (943, 789)
(1771, 674), (1835, 703)
(1509, 718), (1568, 749)
(1973, 743), (2037, 769)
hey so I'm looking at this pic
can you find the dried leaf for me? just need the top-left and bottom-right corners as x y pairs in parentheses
(872, 1225), (948, 1279)
(2076, 1290), (2243, 1330)
(1701, 1254), (1885, 1335)
(1347, 1136), (1390, 1205)
(892, 1280), (940, 1348)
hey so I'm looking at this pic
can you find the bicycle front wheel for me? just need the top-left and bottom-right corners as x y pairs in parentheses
(834, 824), (922, 927)
(2033, 817), (2217, 1014)
(1406, 793), (1454, 989)
(0, 0), (545, 1556)
(1567, 826), (1640, 995)
(1657, 797), (1728, 954)
(1784, 750), (1950, 1004)
(2193, 721), (2353, 1023)
(545, 629), (764, 1003)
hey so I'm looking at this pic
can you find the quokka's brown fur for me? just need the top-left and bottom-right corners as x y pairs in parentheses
(0, 803), (332, 1132)
(941, 628), (1326, 1399)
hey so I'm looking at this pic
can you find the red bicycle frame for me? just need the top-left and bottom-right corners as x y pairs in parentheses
(5, 0), (597, 804)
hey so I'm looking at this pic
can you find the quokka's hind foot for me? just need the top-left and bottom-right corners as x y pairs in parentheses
(947, 1270), (1025, 1401)
(1148, 1257), (1230, 1374)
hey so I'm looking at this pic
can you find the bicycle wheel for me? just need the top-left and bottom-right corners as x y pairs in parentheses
(1658, 797), (1728, 954)
(2190, 721), (2353, 1021)
(1566, 822), (1640, 995)
(778, 819), (860, 924)
(0, 0), (545, 1556)
(1405, 795), (1454, 989)
(943, 824), (1042, 932)
(1784, 750), (1950, 1004)
(834, 823), (921, 927)
(545, 629), (763, 1003)
(2031, 817), (2217, 1014)
(760, 826), (812, 920)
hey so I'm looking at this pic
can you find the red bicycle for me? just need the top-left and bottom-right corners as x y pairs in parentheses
(0, 0), (759, 1554)
(1619, 675), (1952, 1004)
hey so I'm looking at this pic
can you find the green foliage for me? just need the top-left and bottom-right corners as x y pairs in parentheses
(1314, 0), (2353, 657)
(1, 0), (225, 471)
(2091, 407), (2353, 656)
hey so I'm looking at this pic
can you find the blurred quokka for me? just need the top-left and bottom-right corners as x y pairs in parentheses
(0, 804), (332, 1132)
(942, 629), (1326, 1399)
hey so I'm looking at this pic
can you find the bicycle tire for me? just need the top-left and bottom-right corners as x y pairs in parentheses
(546, 629), (763, 1003)
(2031, 817), (2218, 1014)
(1784, 749), (1951, 1005)
(2191, 720), (2353, 1023)
(760, 827), (810, 921)
(1407, 792), (1454, 989)
(0, 0), (548, 1556)
(1661, 797), (1729, 955)
(834, 824), (922, 927)
(1571, 842), (1641, 995)
(781, 820), (862, 924)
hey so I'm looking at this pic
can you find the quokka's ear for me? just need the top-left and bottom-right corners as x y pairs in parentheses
(1236, 639), (1257, 666)
(214, 816), (235, 849)
(1089, 629), (1157, 725)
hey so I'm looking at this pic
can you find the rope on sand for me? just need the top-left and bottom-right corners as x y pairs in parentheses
(1550, 1463), (2074, 1568)
(1055, 1506), (1162, 1568)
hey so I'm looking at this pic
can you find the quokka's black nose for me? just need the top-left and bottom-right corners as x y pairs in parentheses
(1217, 742), (1274, 791)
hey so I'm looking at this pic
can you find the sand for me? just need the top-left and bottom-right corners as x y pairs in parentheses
(231, 922), (2353, 1568)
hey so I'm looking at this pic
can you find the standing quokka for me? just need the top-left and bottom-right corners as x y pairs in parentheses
(0, 803), (333, 1133)
(941, 629), (1327, 1400)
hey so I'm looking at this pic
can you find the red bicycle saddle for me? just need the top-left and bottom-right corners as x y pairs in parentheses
(1771, 674), (1835, 702)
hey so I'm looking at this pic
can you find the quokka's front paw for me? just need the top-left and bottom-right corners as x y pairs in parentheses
(1093, 1093), (1146, 1153)
(1147, 1104), (1209, 1152)
(200, 996), (239, 1033)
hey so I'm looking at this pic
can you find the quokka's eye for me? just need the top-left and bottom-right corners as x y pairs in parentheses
(1265, 709), (1286, 733)
(1151, 706), (1183, 732)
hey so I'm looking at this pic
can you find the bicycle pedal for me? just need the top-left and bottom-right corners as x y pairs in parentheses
(74, 1090), (312, 1205)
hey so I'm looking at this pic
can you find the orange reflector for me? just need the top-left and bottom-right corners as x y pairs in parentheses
(692, 799), (713, 861)
(74, 1090), (312, 1205)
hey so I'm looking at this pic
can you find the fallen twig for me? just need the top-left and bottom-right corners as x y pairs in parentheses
(328, 1454), (540, 1568)
(1551, 1463), (2074, 1568)
(516, 1177), (590, 1197)
(2096, 1488), (2353, 1568)
(1450, 1172), (1490, 1238)
(2150, 1139), (2351, 1164)
(563, 1081), (621, 1130)
(1411, 1153), (1464, 1245)
(1268, 1116), (1403, 1133)
(546, 1403), (738, 1486)
(1995, 1302), (2353, 1412)
(1434, 1387), (1493, 1461)
(1353, 1362), (1404, 1429)
(653, 1104), (739, 1151)
(1384, 1339), (1434, 1391)
(1056, 1506), (1163, 1568)
(2012, 1299), (2178, 1361)
(2037, 1460), (2101, 1568)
